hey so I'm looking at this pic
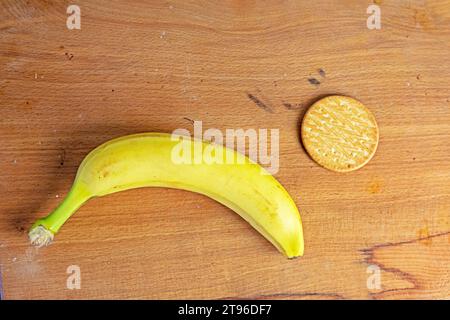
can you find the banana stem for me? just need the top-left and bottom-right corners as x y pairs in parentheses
(29, 183), (91, 246)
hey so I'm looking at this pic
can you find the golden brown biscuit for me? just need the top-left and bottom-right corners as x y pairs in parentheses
(301, 95), (379, 172)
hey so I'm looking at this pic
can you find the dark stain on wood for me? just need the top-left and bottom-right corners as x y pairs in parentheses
(318, 68), (326, 77)
(246, 93), (274, 113)
(283, 102), (302, 110)
(308, 78), (321, 86)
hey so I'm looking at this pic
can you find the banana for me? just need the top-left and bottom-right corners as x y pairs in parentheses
(29, 133), (304, 258)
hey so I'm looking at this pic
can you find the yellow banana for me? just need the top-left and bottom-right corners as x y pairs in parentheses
(29, 133), (304, 258)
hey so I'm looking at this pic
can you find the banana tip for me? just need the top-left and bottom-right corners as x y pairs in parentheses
(28, 225), (54, 247)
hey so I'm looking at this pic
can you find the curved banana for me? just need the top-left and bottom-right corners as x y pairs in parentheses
(29, 133), (304, 258)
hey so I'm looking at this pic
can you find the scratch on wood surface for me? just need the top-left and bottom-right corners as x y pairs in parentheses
(246, 93), (274, 113)
(183, 117), (194, 124)
(59, 149), (66, 166)
(361, 231), (450, 299)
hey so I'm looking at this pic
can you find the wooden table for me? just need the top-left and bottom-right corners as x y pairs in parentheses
(1, 0), (449, 300)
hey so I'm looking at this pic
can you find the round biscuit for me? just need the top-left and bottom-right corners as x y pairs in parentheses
(301, 95), (379, 172)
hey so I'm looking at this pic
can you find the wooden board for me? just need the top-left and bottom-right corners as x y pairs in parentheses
(0, 0), (449, 300)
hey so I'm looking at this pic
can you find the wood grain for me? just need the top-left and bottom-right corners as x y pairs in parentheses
(0, 0), (449, 299)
